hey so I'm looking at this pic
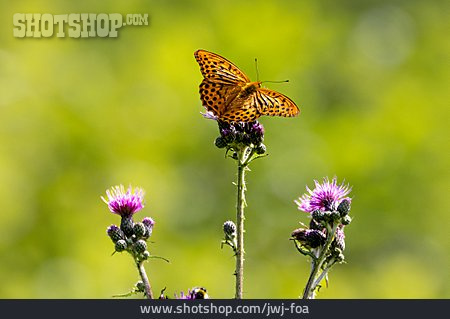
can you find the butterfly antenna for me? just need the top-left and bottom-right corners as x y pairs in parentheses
(254, 58), (260, 82)
(261, 79), (290, 84)
(255, 57), (289, 84)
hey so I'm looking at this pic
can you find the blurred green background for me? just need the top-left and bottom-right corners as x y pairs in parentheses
(0, 0), (448, 298)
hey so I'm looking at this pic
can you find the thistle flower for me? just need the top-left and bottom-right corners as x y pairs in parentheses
(248, 121), (265, 145)
(295, 177), (352, 213)
(217, 120), (265, 147)
(102, 185), (145, 217)
(202, 111), (265, 146)
(175, 287), (209, 299)
(174, 291), (191, 300)
(293, 177), (353, 299)
(102, 184), (163, 299)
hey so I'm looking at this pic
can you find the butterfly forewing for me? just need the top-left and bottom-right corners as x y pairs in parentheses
(194, 50), (250, 85)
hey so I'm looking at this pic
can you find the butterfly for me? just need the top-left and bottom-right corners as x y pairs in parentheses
(194, 49), (300, 123)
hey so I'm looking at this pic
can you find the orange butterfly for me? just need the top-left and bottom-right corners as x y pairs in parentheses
(194, 49), (300, 123)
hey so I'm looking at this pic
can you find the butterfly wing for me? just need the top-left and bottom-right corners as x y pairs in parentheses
(254, 88), (300, 118)
(199, 79), (242, 117)
(195, 50), (250, 85)
(220, 94), (260, 122)
(221, 84), (261, 122)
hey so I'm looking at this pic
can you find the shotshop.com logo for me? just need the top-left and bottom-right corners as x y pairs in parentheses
(13, 13), (149, 38)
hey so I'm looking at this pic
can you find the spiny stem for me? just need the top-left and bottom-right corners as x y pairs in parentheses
(302, 223), (338, 299)
(137, 260), (153, 299)
(302, 257), (318, 299)
(235, 158), (246, 299)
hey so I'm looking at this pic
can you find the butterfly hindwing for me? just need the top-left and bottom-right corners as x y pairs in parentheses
(199, 79), (241, 116)
(221, 93), (260, 122)
(195, 50), (250, 85)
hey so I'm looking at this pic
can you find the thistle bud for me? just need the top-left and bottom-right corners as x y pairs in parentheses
(330, 210), (341, 222)
(136, 281), (145, 292)
(240, 132), (251, 145)
(342, 215), (352, 225)
(142, 217), (155, 238)
(106, 225), (124, 243)
(337, 199), (351, 217)
(255, 143), (266, 155)
(134, 239), (147, 254)
(115, 239), (127, 252)
(218, 121), (236, 143)
(133, 222), (146, 238)
(215, 137), (227, 149)
(312, 209), (326, 222)
(120, 216), (134, 237)
(223, 220), (237, 238)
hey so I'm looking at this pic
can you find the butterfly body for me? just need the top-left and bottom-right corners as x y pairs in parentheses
(240, 82), (260, 99)
(195, 49), (299, 123)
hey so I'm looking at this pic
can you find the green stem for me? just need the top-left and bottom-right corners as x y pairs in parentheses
(313, 263), (333, 288)
(235, 154), (247, 299)
(302, 223), (338, 299)
(137, 260), (153, 299)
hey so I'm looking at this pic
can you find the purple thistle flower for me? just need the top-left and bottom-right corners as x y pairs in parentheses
(295, 177), (352, 213)
(246, 121), (265, 145)
(221, 128), (234, 137)
(217, 120), (265, 146)
(174, 288), (209, 299)
(174, 291), (192, 299)
(102, 185), (145, 217)
(220, 126), (237, 143)
(249, 121), (265, 136)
